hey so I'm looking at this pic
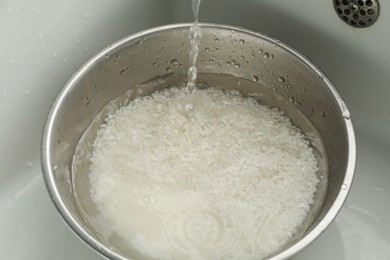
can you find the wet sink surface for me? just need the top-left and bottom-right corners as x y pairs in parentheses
(1, 0), (389, 259)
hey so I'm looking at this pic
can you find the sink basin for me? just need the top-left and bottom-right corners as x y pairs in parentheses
(0, 0), (389, 259)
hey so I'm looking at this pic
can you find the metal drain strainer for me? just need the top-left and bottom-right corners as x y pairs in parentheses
(334, 0), (380, 28)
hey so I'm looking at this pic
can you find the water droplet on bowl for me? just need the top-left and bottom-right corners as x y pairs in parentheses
(170, 59), (178, 66)
(278, 77), (285, 83)
(343, 110), (350, 119)
(119, 68), (129, 75)
(338, 97), (351, 119)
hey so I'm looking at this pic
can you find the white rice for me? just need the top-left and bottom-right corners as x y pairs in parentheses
(88, 87), (319, 259)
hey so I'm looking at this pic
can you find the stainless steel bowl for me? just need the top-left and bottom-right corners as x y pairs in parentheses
(41, 23), (356, 259)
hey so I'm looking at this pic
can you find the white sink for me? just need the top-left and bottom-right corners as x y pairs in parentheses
(1, 0), (389, 259)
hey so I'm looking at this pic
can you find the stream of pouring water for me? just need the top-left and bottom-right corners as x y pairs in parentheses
(186, 0), (202, 93)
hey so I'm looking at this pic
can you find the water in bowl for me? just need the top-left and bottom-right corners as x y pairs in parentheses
(72, 74), (328, 260)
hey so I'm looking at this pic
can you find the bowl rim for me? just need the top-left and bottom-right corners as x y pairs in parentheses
(41, 22), (356, 260)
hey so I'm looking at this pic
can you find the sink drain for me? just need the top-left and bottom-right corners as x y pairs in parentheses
(334, 0), (379, 28)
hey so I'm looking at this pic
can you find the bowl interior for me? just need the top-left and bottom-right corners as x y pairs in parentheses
(42, 23), (355, 260)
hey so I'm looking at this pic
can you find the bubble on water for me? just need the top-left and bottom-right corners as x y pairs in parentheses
(205, 47), (210, 53)
(240, 55), (245, 60)
(252, 75), (259, 82)
(263, 53), (270, 59)
(185, 103), (195, 111)
(342, 184), (348, 190)
(166, 67), (173, 73)
(239, 39), (245, 44)
(289, 96), (295, 103)
(234, 63), (240, 68)
(215, 38), (220, 42)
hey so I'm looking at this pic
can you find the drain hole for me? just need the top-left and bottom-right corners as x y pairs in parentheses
(333, 0), (380, 28)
